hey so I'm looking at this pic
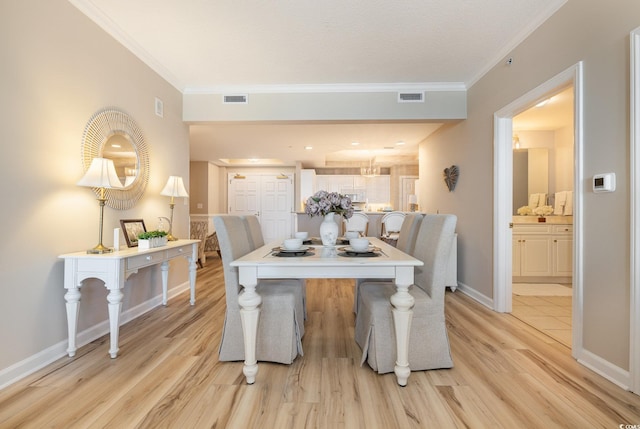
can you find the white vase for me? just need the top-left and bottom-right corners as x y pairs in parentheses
(320, 212), (339, 246)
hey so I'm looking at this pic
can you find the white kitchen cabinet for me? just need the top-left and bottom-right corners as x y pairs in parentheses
(513, 223), (573, 279)
(314, 174), (390, 205)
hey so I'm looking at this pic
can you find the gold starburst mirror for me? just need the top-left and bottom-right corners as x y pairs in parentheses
(80, 108), (150, 209)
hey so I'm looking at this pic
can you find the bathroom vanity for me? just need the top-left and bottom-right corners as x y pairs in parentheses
(512, 216), (573, 282)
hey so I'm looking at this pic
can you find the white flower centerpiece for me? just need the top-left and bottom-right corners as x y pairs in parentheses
(305, 190), (354, 246)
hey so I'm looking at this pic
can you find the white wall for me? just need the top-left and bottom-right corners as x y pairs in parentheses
(0, 0), (189, 384)
(419, 0), (637, 371)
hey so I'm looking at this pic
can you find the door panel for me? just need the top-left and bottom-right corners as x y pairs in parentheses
(228, 173), (293, 243)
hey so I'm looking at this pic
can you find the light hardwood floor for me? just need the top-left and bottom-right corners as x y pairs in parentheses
(1, 258), (640, 428)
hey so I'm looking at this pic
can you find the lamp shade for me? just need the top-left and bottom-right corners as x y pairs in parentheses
(160, 176), (189, 198)
(77, 158), (123, 189)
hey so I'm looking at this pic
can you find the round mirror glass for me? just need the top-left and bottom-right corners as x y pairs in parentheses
(80, 108), (149, 210)
(101, 134), (138, 189)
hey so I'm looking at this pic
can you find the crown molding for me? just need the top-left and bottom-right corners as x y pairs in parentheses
(183, 82), (467, 95)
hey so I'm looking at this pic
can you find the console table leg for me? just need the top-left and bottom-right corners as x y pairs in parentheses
(107, 288), (123, 358)
(161, 261), (169, 306)
(64, 286), (81, 357)
(189, 257), (197, 305)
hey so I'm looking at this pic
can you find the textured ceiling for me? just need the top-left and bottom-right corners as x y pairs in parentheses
(70, 0), (567, 167)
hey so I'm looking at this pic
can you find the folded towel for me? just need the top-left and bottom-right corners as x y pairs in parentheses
(538, 193), (547, 207)
(529, 193), (540, 208)
(564, 191), (573, 215)
(554, 191), (566, 215)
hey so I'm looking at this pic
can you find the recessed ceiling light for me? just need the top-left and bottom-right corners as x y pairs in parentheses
(305, 146), (313, 150)
(396, 141), (405, 146)
(351, 141), (360, 146)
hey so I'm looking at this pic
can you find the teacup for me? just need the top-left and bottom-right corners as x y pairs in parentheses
(294, 231), (309, 240)
(283, 238), (303, 250)
(345, 231), (360, 239)
(349, 238), (370, 251)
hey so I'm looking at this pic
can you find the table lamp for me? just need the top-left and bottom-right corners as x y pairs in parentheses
(77, 158), (123, 253)
(160, 176), (189, 241)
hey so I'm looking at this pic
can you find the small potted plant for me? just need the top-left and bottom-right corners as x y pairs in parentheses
(137, 230), (168, 250)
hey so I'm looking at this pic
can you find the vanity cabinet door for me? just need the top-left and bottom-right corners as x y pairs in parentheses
(513, 236), (522, 277)
(520, 235), (553, 276)
(552, 225), (573, 276)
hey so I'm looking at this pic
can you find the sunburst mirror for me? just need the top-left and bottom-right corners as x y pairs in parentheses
(80, 108), (150, 210)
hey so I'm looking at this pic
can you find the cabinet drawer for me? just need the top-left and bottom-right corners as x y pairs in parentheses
(167, 244), (192, 259)
(553, 225), (573, 234)
(513, 224), (552, 234)
(126, 253), (160, 270)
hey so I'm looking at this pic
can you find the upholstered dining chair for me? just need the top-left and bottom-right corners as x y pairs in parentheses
(353, 212), (424, 314)
(214, 215), (305, 364)
(242, 215), (307, 319)
(343, 212), (369, 236)
(354, 214), (457, 374)
(380, 211), (406, 243)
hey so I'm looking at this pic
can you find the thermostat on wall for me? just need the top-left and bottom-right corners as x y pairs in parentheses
(593, 173), (616, 193)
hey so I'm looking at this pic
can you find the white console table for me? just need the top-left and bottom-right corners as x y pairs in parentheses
(59, 239), (199, 358)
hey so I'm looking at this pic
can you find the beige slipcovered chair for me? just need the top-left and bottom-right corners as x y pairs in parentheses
(343, 212), (369, 236)
(354, 214), (457, 374)
(353, 212), (424, 314)
(242, 215), (307, 319)
(214, 215), (305, 364)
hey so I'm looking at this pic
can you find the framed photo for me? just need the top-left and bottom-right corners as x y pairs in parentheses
(120, 219), (146, 248)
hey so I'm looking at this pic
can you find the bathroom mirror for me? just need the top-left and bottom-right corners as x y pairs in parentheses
(80, 108), (149, 210)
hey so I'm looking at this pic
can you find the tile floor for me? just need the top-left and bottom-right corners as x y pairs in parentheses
(511, 285), (572, 348)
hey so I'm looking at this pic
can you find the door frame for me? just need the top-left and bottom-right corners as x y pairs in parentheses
(630, 26), (640, 393)
(493, 62), (584, 360)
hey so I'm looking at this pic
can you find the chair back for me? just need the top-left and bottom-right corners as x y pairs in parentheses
(243, 215), (265, 249)
(412, 214), (457, 300)
(395, 213), (424, 254)
(213, 215), (253, 308)
(381, 211), (406, 236)
(343, 212), (369, 236)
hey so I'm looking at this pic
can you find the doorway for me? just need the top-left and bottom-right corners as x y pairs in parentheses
(228, 172), (295, 242)
(510, 87), (574, 348)
(493, 63), (584, 360)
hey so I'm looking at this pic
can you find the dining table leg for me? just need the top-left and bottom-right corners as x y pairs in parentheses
(390, 266), (416, 386)
(238, 267), (261, 384)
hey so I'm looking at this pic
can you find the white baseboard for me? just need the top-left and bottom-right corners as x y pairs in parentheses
(455, 281), (494, 309)
(0, 281), (190, 390)
(576, 348), (631, 391)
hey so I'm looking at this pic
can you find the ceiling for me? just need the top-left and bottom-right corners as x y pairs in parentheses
(71, 0), (567, 168)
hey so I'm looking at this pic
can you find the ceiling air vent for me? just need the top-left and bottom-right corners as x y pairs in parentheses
(223, 94), (248, 104)
(397, 92), (424, 103)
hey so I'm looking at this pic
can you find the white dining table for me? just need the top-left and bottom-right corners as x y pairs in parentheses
(230, 237), (423, 386)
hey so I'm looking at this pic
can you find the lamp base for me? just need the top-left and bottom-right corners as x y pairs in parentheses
(87, 243), (114, 254)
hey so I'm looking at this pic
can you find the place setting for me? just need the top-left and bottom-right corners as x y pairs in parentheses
(338, 237), (382, 257)
(272, 237), (315, 257)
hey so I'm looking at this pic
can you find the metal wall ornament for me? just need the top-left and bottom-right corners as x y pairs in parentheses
(443, 165), (459, 192)
(80, 108), (149, 210)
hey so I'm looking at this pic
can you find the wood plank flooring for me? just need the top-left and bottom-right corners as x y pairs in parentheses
(2, 256), (640, 428)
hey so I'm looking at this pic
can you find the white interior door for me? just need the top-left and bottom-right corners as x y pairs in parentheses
(400, 176), (418, 211)
(228, 173), (294, 243)
(228, 174), (260, 216)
